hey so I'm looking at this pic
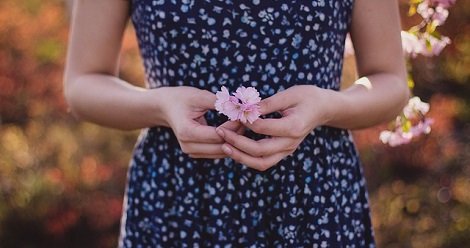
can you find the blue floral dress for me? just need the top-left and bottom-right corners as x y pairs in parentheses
(119, 0), (376, 247)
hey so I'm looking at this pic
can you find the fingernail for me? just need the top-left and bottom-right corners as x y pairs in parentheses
(221, 144), (232, 154)
(216, 128), (225, 138)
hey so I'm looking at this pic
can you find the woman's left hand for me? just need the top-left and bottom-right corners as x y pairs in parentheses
(216, 85), (337, 171)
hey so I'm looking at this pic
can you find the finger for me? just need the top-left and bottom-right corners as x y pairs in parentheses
(189, 154), (227, 159)
(196, 116), (208, 125)
(218, 120), (242, 132)
(217, 127), (295, 157)
(179, 142), (224, 155)
(221, 143), (290, 171)
(259, 90), (293, 115)
(236, 125), (245, 135)
(244, 116), (301, 137)
(194, 89), (217, 110)
(178, 122), (224, 143)
(217, 120), (245, 136)
(219, 120), (246, 135)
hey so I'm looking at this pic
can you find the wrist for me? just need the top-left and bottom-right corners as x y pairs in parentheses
(142, 87), (171, 128)
(319, 88), (348, 127)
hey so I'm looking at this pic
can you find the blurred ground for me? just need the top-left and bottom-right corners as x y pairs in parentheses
(0, 0), (469, 247)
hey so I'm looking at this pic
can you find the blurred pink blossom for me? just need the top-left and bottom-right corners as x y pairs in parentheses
(417, 2), (434, 19)
(427, 0), (456, 8)
(421, 33), (451, 56)
(379, 118), (434, 147)
(401, 31), (423, 57)
(432, 5), (449, 26)
(379, 129), (413, 147)
(380, 97), (434, 146)
(346, 31), (450, 58)
(403, 96), (430, 119)
(410, 118), (434, 136)
(400, 31), (451, 57)
(377, 0), (454, 146)
(215, 86), (261, 124)
(417, 1), (450, 25)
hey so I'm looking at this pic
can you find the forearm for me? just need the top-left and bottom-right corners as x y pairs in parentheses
(64, 74), (168, 130)
(323, 73), (410, 130)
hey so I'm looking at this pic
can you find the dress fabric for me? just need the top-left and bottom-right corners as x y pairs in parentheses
(119, 0), (376, 247)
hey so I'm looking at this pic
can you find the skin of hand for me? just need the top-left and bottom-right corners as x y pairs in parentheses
(63, 1), (243, 159)
(157, 86), (245, 159)
(216, 85), (331, 171)
(216, 0), (410, 171)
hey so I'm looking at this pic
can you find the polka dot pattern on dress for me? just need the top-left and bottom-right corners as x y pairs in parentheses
(119, 0), (376, 247)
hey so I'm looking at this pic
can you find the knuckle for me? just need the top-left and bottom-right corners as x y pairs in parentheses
(179, 143), (191, 154)
(177, 127), (192, 142)
(287, 142), (299, 151)
(229, 152), (240, 162)
(232, 138), (244, 150)
(188, 91), (200, 102)
(223, 132), (235, 144)
(259, 165), (270, 172)
(286, 128), (297, 137)
(258, 161), (270, 172)
(260, 99), (270, 114)
(289, 123), (305, 138)
(251, 123), (266, 134)
(251, 148), (265, 157)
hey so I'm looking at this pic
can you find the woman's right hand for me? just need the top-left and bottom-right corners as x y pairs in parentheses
(156, 86), (244, 159)
(63, 1), (243, 152)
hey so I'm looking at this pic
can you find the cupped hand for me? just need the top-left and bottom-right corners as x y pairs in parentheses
(216, 85), (335, 171)
(158, 86), (244, 159)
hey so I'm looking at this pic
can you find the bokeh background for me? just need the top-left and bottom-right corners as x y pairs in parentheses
(0, 0), (468, 247)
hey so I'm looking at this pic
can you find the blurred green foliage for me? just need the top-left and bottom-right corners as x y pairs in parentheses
(0, 0), (468, 247)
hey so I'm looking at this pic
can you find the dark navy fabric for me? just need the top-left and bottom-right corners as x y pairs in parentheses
(119, 1), (376, 247)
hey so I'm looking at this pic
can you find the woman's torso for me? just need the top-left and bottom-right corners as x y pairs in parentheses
(119, 1), (376, 247)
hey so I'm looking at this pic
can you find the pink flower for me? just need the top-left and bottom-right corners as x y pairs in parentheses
(401, 31), (424, 57)
(432, 5), (449, 26)
(417, 1), (450, 26)
(421, 33), (451, 56)
(233, 86), (261, 105)
(427, 0), (455, 8)
(401, 31), (450, 57)
(214, 86), (231, 110)
(215, 86), (261, 124)
(417, 2), (434, 19)
(238, 102), (261, 124)
(379, 117), (435, 147)
(410, 118), (434, 136)
(379, 130), (413, 147)
(215, 86), (240, 121)
(346, 30), (450, 58)
(379, 97), (434, 147)
(403, 96), (430, 119)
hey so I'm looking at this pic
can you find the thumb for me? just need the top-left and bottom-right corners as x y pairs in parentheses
(259, 90), (292, 115)
(196, 116), (208, 126)
(218, 120), (242, 132)
(194, 89), (217, 110)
